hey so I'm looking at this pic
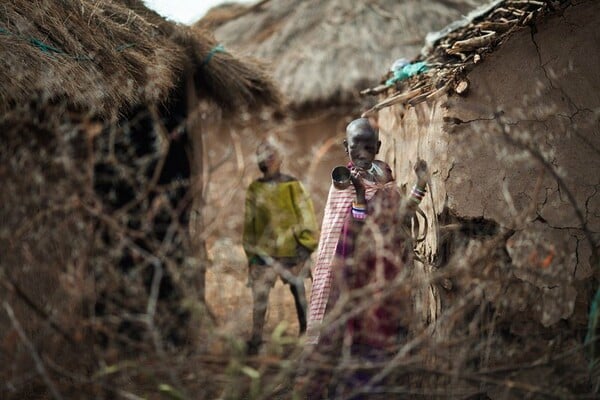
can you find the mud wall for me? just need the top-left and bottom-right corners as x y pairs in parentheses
(379, 0), (599, 328)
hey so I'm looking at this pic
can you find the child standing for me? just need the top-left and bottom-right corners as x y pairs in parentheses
(243, 138), (319, 354)
(306, 117), (395, 345)
(300, 118), (428, 398)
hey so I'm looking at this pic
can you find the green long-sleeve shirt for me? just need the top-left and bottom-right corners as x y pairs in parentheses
(243, 177), (319, 262)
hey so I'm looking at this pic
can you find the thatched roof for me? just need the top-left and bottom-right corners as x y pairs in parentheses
(361, 0), (572, 115)
(198, 0), (484, 110)
(0, 0), (281, 116)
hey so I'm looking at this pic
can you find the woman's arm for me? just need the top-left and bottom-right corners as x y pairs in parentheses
(349, 169), (367, 221)
(406, 159), (429, 212)
(291, 181), (319, 252)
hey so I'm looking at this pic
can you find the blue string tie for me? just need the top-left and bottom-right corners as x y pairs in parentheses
(202, 44), (225, 67)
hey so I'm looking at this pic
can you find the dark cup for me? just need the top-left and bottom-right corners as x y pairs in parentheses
(331, 166), (351, 190)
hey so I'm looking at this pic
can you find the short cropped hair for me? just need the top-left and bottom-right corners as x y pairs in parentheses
(346, 117), (379, 139)
(256, 137), (281, 163)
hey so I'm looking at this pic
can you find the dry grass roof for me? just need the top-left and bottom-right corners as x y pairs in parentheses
(362, 0), (572, 115)
(199, 0), (483, 110)
(0, 0), (281, 116)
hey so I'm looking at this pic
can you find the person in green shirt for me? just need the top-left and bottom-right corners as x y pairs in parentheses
(243, 139), (319, 354)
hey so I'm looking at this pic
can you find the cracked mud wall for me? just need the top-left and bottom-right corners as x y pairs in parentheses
(379, 0), (599, 331)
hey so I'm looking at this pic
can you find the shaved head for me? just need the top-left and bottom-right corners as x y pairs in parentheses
(346, 118), (378, 141)
(344, 118), (381, 171)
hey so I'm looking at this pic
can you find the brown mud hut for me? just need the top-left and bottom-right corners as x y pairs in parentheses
(361, 0), (600, 395)
(1, 0), (280, 398)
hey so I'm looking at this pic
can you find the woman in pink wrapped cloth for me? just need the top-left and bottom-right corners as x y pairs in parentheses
(306, 117), (395, 345)
(299, 117), (428, 398)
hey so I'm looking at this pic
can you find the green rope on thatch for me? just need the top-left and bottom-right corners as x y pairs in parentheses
(29, 38), (64, 54)
(0, 24), (134, 60)
(201, 44), (225, 67)
(0, 24), (66, 57)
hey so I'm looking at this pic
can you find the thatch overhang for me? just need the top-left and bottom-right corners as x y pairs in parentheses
(199, 0), (483, 112)
(361, 0), (573, 115)
(0, 0), (281, 118)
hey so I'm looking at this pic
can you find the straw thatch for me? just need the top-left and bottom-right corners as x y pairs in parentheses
(362, 0), (572, 114)
(198, 0), (484, 110)
(0, 0), (281, 117)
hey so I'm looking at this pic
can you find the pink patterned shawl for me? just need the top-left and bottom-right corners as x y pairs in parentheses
(305, 181), (381, 344)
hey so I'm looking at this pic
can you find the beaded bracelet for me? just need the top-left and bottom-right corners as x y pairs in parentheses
(352, 202), (367, 210)
(351, 208), (367, 220)
(409, 185), (427, 204)
(351, 202), (367, 220)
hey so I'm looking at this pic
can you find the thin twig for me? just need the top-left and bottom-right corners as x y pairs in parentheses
(3, 301), (64, 400)
(0, 272), (76, 346)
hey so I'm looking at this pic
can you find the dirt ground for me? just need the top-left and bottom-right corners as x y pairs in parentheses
(205, 238), (312, 344)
